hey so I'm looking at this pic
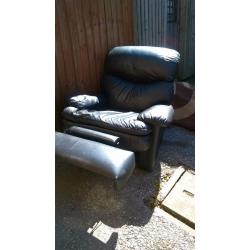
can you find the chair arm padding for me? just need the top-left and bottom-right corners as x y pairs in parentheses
(68, 94), (107, 109)
(65, 126), (120, 146)
(138, 105), (174, 127)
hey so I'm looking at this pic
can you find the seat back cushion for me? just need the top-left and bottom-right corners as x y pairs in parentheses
(102, 75), (174, 112)
(102, 46), (180, 111)
(104, 46), (180, 83)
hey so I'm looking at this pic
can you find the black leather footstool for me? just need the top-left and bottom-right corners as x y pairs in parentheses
(55, 131), (135, 190)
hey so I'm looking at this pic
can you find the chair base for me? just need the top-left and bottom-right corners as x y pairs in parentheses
(62, 119), (164, 172)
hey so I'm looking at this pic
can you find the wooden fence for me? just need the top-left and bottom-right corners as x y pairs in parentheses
(55, 0), (134, 129)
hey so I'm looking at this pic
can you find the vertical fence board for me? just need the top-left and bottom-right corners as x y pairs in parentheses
(75, 0), (92, 90)
(137, 0), (141, 44)
(134, 0), (171, 47)
(152, 0), (156, 45)
(144, 0), (149, 44)
(110, 0), (119, 45)
(163, 0), (168, 46)
(178, 0), (195, 79)
(148, 0), (152, 44)
(129, 0), (134, 42)
(103, 0), (113, 50)
(56, 0), (77, 95)
(64, 0), (84, 92)
(156, 0), (159, 45)
(123, 0), (130, 44)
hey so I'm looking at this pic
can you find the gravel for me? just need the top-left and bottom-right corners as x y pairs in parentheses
(56, 125), (195, 250)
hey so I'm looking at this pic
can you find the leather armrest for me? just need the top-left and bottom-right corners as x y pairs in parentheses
(137, 105), (174, 127)
(65, 126), (120, 146)
(68, 94), (107, 109)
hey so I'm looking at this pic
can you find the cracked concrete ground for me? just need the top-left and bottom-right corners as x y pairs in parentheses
(56, 125), (195, 250)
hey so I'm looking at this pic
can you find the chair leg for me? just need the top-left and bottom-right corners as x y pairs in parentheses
(136, 126), (163, 171)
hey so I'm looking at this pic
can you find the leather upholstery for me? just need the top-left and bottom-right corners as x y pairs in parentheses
(62, 46), (180, 171)
(102, 75), (174, 112)
(138, 105), (174, 127)
(62, 106), (152, 136)
(62, 120), (152, 152)
(65, 126), (120, 146)
(55, 132), (135, 190)
(104, 46), (180, 83)
(68, 94), (107, 110)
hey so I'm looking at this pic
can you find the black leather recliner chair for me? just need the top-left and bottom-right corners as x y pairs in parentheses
(62, 46), (180, 171)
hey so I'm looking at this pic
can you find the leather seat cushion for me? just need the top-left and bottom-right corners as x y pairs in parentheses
(62, 107), (152, 136)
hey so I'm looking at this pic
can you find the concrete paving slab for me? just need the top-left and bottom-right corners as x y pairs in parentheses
(162, 171), (195, 228)
(158, 166), (186, 202)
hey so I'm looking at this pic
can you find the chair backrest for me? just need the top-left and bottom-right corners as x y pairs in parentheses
(102, 46), (180, 112)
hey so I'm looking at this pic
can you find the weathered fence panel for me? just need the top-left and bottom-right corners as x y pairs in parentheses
(55, 0), (134, 129)
(178, 0), (195, 79)
(133, 0), (178, 48)
(133, 0), (194, 79)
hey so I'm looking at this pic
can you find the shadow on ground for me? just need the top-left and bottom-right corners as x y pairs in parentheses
(56, 125), (195, 250)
